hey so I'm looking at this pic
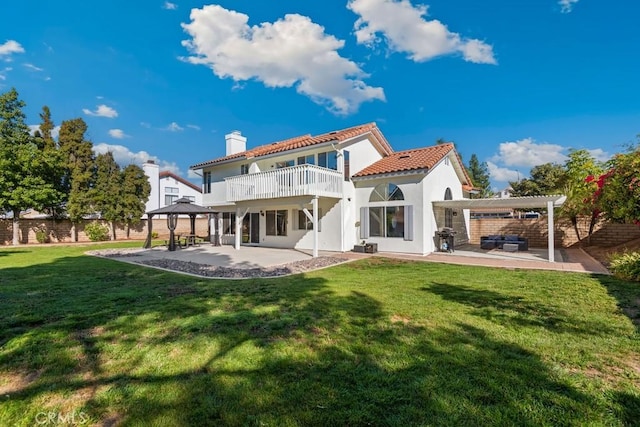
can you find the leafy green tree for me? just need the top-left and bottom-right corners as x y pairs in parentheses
(597, 143), (640, 224)
(510, 163), (566, 197)
(0, 88), (62, 245)
(466, 154), (492, 197)
(58, 118), (95, 241)
(559, 149), (604, 241)
(120, 164), (151, 238)
(34, 105), (56, 150)
(33, 106), (66, 217)
(93, 152), (122, 240)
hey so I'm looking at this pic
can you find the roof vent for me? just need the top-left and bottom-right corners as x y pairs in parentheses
(399, 155), (411, 159)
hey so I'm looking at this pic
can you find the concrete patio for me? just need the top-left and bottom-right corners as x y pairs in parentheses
(105, 242), (610, 276)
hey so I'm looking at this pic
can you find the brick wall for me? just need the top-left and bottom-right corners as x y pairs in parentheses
(0, 217), (210, 245)
(469, 216), (640, 248)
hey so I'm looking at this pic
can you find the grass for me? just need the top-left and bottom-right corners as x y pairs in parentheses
(1, 242), (639, 426)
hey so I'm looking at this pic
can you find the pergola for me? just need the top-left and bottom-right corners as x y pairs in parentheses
(144, 197), (218, 251)
(432, 195), (566, 262)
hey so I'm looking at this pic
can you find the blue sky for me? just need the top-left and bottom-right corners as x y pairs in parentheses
(1, 0), (638, 189)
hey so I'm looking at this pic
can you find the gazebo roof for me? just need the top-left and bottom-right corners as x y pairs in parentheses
(146, 198), (216, 215)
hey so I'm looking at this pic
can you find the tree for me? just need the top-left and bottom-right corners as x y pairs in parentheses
(466, 154), (492, 197)
(93, 152), (122, 240)
(559, 149), (604, 241)
(596, 143), (640, 224)
(35, 105), (56, 150)
(58, 118), (95, 241)
(0, 88), (62, 245)
(510, 163), (566, 197)
(33, 106), (66, 217)
(120, 164), (151, 238)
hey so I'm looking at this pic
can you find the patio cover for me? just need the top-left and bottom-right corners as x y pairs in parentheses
(144, 197), (218, 251)
(432, 195), (566, 262)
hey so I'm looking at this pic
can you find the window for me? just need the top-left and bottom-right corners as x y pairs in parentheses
(343, 150), (350, 181)
(318, 151), (338, 170)
(240, 164), (249, 175)
(275, 160), (295, 169)
(368, 206), (404, 238)
(185, 196), (195, 202)
(369, 183), (404, 202)
(266, 210), (287, 236)
(165, 187), (179, 194)
(165, 194), (178, 206)
(203, 171), (211, 194)
(297, 155), (315, 165)
(297, 209), (321, 230)
(222, 212), (236, 235)
(444, 188), (453, 228)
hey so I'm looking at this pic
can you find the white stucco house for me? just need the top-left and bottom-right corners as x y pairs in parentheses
(190, 123), (475, 256)
(143, 161), (202, 213)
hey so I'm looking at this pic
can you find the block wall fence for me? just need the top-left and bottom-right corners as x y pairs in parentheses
(1, 216), (639, 248)
(0, 218), (210, 245)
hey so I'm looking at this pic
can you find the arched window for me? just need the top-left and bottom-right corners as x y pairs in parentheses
(444, 187), (453, 228)
(369, 183), (404, 202)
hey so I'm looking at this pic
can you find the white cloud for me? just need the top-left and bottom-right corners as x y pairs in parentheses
(108, 129), (129, 139)
(587, 148), (611, 163)
(23, 63), (43, 72)
(181, 5), (385, 115)
(348, 0), (496, 64)
(0, 40), (24, 60)
(559, 0), (579, 13)
(163, 1), (178, 10)
(93, 143), (181, 174)
(28, 124), (61, 139)
(487, 161), (521, 183)
(83, 104), (118, 118)
(490, 137), (567, 168)
(187, 124), (201, 131)
(140, 121), (151, 128)
(165, 122), (184, 132)
(0, 67), (11, 80)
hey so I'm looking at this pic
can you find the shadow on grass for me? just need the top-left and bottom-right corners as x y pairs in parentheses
(0, 255), (634, 425)
(0, 249), (31, 257)
(597, 274), (640, 333)
(423, 282), (622, 336)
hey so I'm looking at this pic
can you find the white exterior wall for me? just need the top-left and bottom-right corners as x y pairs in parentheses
(354, 175), (426, 254)
(143, 162), (160, 212)
(159, 176), (202, 207)
(422, 153), (467, 253)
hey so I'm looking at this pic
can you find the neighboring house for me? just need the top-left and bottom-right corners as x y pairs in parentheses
(143, 161), (202, 213)
(190, 123), (475, 256)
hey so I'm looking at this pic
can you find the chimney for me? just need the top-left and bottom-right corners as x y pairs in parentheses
(225, 130), (247, 156)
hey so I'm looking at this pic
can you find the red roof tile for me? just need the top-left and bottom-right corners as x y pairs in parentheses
(191, 122), (392, 169)
(352, 143), (456, 178)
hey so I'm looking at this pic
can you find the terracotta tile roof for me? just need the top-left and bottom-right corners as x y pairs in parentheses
(191, 122), (392, 169)
(159, 171), (201, 192)
(352, 143), (456, 178)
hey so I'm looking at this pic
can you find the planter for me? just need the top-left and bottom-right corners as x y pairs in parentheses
(353, 243), (377, 253)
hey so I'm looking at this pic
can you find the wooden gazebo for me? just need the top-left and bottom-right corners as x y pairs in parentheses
(144, 197), (218, 251)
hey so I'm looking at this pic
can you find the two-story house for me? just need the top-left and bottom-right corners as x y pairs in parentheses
(190, 123), (474, 256)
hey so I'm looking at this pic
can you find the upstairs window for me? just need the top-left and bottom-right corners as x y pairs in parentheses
(203, 171), (212, 194)
(369, 183), (404, 202)
(240, 164), (249, 174)
(275, 160), (295, 169)
(318, 151), (338, 170)
(297, 155), (315, 165)
(165, 187), (179, 194)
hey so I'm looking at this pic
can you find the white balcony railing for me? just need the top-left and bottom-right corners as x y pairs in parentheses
(225, 164), (343, 202)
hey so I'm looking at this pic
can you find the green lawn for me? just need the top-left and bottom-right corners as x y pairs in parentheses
(1, 243), (639, 426)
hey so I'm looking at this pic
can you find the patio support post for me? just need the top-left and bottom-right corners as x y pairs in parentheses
(235, 207), (241, 250)
(547, 200), (555, 263)
(143, 213), (154, 248)
(189, 214), (196, 236)
(312, 196), (318, 257)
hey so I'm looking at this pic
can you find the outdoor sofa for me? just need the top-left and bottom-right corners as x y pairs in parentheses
(480, 234), (529, 251)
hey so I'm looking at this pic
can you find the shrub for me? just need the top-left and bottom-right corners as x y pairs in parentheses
(35, 228), (48, 244)
(151, 231), (159, 239)
(608, 251), (640, 282)
(85, 222), (110, 242)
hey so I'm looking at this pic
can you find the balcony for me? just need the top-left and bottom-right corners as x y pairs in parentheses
(225, 164), (343, 202)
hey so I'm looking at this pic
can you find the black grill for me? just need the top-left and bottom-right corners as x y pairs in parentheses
(436, 227), (456, 252)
